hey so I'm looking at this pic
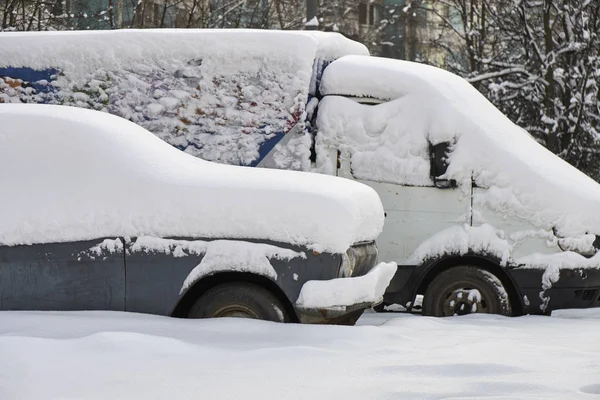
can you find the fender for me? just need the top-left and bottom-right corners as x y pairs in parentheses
(171, 271), (298, 321)
(384, 253), (525, 315)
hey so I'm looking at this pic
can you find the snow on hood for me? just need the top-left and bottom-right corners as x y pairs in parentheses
(0, 104), (384, 253)
(0, 30), (367, 169)
(318, 55), (600, 237)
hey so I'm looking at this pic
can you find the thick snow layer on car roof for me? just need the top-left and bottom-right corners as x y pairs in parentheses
(0, 30), (367, 169)
(301, 31), (369, 60)
(0, 29), (368, 73)
(317, 55), (600, 237)
(0, 104), (383, 252)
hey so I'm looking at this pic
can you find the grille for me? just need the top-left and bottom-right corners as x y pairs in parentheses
(582, 289), (597, 301)
(576, 289), (598, 301)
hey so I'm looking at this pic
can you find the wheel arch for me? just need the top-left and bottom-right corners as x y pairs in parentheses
(415, 255), (524, 316)
(171, 271), (299, 322)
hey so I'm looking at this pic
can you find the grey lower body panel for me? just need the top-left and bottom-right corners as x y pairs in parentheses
(509, 267), (600, 314)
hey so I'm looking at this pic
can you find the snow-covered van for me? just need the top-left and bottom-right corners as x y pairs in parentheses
(0, 104), (396, 324)
(2, 30), (600, 317)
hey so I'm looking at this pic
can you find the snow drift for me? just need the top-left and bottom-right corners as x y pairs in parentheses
(1, 310), (599, 400)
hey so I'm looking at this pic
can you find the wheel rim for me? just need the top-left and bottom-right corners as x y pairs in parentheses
(440, 287), (490, 316)
(212, 305), (260, 319)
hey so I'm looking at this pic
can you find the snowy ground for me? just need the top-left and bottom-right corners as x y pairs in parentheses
(1, 309), (599, 400)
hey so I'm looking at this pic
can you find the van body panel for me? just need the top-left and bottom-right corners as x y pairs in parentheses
(474, 192), (562, 260)
(508, 267), (600, 314)
(359, 182), (470, 265)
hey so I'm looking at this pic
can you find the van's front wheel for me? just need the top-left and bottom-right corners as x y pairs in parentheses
(188, 282), (290, 322)
(422, 266), (512, 317)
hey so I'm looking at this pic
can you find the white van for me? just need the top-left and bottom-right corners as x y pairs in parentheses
(2, 29), (599, 317)
(310, 55), (600, 316)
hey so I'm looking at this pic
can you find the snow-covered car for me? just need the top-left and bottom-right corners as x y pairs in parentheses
(5, 29), (600, 318)
(0, 104), (395, 324)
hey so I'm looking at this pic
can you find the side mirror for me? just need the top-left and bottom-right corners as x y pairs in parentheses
(430, 142), (456, 189)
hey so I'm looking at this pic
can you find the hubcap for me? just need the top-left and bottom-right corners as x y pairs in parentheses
(441, 288), (488, 316)
(213, 305), (259, 319)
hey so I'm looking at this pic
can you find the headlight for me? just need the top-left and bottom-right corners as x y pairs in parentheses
(338, 252), (354, 278)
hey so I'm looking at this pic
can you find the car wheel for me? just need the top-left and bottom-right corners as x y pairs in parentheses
(422, 266), (512, 317)
(188, 282), (290, 322)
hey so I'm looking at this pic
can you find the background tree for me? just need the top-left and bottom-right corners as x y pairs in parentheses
(423, 0), (600, 180)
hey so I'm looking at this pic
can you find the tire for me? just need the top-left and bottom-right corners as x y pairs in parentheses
(422, 266), (512, 317)
(188, 282), (290, 323)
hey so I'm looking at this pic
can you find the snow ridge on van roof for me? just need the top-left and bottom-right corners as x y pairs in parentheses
(0, 29), (368, 74)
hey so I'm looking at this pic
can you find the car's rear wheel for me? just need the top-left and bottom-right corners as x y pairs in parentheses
(422, 266), (512, 317)
(188, 282), (290, 322)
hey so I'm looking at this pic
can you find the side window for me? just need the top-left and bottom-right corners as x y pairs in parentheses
(430, 142), (456, 189)
(318, 96), (443, 188)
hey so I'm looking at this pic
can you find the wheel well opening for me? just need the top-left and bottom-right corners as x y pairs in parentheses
(171, 272), (299, 322)
(416, 256), (524, 316)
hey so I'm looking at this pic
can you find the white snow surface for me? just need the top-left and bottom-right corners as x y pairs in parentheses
(517, 250), (600, 271)
(318, 55), (600, 237)
(1, 310), (599, 399)
(0, 29), (367, 168)
(0, 104), (384, 253)
(296, 261), (397, 308)
(87, 238), (123, 257)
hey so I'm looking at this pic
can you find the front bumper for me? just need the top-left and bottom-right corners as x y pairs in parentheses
(509, 267), (600, 314)
(295, 261), (397, 324)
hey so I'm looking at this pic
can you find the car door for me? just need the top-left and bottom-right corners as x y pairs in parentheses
(123, 237), (204, 316)
(0, 238), (125, 311)
(357, 181), (469, 265)
(337, 148), (469, 266)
